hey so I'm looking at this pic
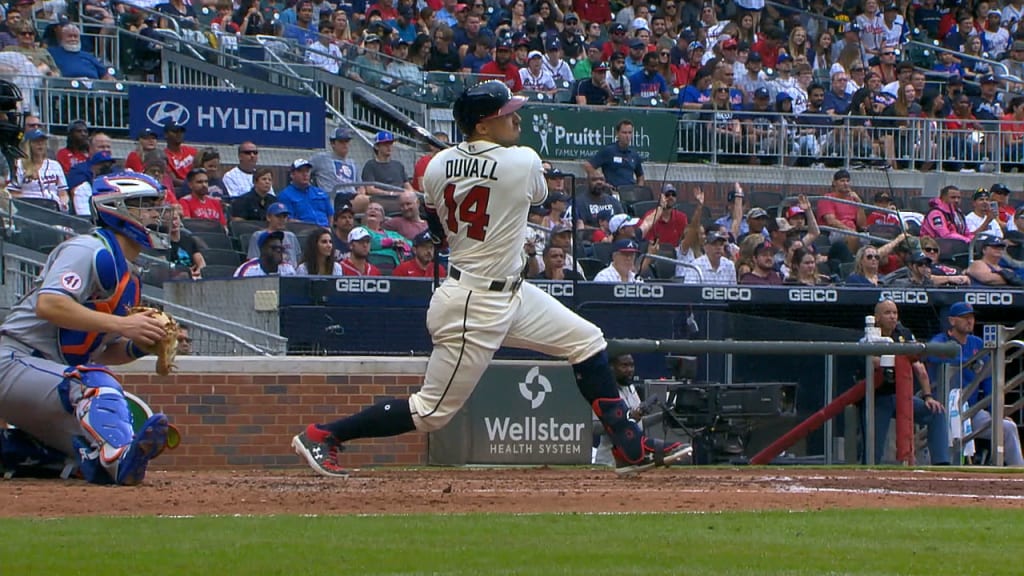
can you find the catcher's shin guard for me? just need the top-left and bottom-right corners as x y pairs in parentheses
(592, 398), (644, 464)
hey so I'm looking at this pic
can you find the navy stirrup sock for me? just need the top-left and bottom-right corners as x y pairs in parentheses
(572, 350), (620, 403)
(319, 399), (416, 442)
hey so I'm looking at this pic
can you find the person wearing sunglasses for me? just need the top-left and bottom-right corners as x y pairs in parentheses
(234, 229), (297, 277)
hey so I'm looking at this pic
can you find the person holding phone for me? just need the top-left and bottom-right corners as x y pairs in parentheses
(965, 188), (1004, 238)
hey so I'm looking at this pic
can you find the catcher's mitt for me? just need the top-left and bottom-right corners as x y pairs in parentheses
(129, 306), (179, 376)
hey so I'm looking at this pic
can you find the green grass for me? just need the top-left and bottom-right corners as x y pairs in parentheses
(0, 509), (1016, 575)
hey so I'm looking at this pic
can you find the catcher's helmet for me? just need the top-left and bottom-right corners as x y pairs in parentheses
(91, 174), (171, 250)
(0, 79), (24, 177)
(452, 80), (528, 136)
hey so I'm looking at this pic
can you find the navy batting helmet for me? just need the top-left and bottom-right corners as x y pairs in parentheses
(452, 80), (528, 136)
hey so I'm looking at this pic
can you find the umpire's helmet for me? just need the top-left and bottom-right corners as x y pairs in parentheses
(453, 80), (528, 136)
(0, 79), (24, 177)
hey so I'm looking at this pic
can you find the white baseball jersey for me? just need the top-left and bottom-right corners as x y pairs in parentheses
(423, 141), (547, 279)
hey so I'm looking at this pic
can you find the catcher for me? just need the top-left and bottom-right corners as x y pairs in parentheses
(0, 173), (178, 484)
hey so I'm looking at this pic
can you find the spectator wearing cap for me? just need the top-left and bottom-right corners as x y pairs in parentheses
(879, 2), (907, 47)
(742, 87), (779, 156)
(246, 202), (302, 264)
(362, 131), (414, 196)
(739, 240), (782, 284)
(982, 9), (1010, 58)
(967, 235), (1021, 285)
(520, 49), (558, 93)
(583, 119), (644, 188)
(480, 36), (524, 92)
(125, 129), (159, 174)
(743, 207), (772, 241)
(542, 37), (573, 84)
(680, 230), (737, 285)
(296, 227), (344, 276)
(973, 74), (1005, 126)
(557, 12), (585, 61)
(751, 26), (785, 69)
(8, 129), (68, 210)
(601, 22), (630, 61)
(461, 36), (494, 74)
(623, 37), (647, 77)
(734, 50), (769, 99)
(539, 190), (572, 229)
(928, 302), (1024, 466)
(279, 159), (334, 227)
(48, 24), (114, 80)
(162, 121), (197, 191)
(163, 204), (207, 280)
(714, 183), (750, 239)
(672, 41), (704, 89)
(865, 191), (900, 226)
(331, 202), (355, 259)
(383, 190), (428, 240)
(608, 213), (640, 243)
(230, 167), (276, 222)
(768, 53), (797, 99)
(638, 184), (689, 246)
(393, 230), (448, 277)
(571, 42), (602, 80)
(604, 51), (632, 104)
(882, 250), (936, 287)
(544, 166), (568, 195)
(235, 230), (298, 277)
(307, 21), (344, 73)
(593, 239), (644, 283)
(70, 150), (116, 216)
(341, 227), (384, 276)
(349, 33), (388, 85)
(427, 23), (461, 72)
(179, 168), (227, 228)
(573, 60), (613, 105)
(309, 127), (367, 212)
(988, 183), (1015, 227)
(57, 120), (90, 174)
(965, 188), (1003, 238)
(817, 168), (867, 253)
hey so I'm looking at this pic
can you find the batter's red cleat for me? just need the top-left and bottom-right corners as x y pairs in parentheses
(614, 437), (692, 476)
(292, 424), (349, 478)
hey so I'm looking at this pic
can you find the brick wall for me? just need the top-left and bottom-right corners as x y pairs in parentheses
(120, 357), (430, 470)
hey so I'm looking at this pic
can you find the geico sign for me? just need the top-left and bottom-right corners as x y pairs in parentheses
(965, 292), (1015, 306)
(879, 290), (930, 304)
(535, 282), (574, 297)
(335, 278), (392, 293)
(788, 288), (838, 302)
(701, 287), (752, 301)
(614, 284), (664, 298)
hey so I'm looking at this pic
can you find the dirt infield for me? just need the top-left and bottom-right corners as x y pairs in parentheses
(2, 467), (1023, 517)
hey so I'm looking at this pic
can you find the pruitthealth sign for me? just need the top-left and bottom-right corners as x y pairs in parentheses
(428, 363), (591, 465)
(520, 104), (678, 162)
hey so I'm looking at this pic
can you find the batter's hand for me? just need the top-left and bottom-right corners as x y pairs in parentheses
(119, 312), (169, 346)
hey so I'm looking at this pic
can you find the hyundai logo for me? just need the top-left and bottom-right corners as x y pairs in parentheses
(146, 101), (190, 127)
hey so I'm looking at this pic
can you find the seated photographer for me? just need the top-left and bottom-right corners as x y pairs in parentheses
(862, 300), (949, 465)
(592, 354), (645, 466)
(966, 235), (1024, 287)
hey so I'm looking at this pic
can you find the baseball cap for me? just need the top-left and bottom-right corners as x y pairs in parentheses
(949, 302), (975, 317)
(609, 50), (626, 62)
(374, 130), (395, 144)
(138, 128), (158, 139)
(747, 51), (762, 62)
(1014, 40), (1024, 51)
(392, 37), (411, 48)
(754, 87), (770, 99)
(593, 61), (609, 71)
(948, 75), (964, 86)
(257, 229), (285, 248)
(163, 120), (186, 132)
(551, 223), (573, 235)
(596, 209), (613, 222)
(68, 119), (88, 132)
(844, 22), (861, 34)
(910, 251), (932, 265)
(720, 37), (738, 49)
(337, 201), (354, 214)
(528, 50), (544, 60)
(363, 33), (381, 44)
(612, 239), (640, 253)
(291, 158), (313, 170)
(776, 91), (793, 104)
(754, 240), (775, 254)
(705, 230), (729, 244)
(991, 183), (1011, 195)
(544, 167), (565, 178)
(545, 37), (561, 51)
(610, 22), (626, 33)
(332, 127), (354, 141)
(786, 205), (806, 218)
(348, 227), (372, 242)
(980, 235), (1007, 248)
(981, 74), (1000, 84)
(987, 8), (1002, 16)
(629, 38), (646, 49)
(662, 184), (677, 196)
(609, 213), (640, 233)
(632, 17), (650, 31)
(564, 12), (579, 23)
(688, 40), (705, 51)
(412, 230), (433, 245)
(89, 151), (114, 165)
(973, 188), (990, 201)
(22, 129), (47, 142)
(746, 207), (769, 219)
(777, 53), (793, 64)
(267, 202), (290, 216)
(547, 191), (570, 204)
(874, 191), (893, 202)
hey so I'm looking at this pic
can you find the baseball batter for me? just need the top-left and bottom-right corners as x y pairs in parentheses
(293, 81), (688, 476)
(0, 174), (173, 484)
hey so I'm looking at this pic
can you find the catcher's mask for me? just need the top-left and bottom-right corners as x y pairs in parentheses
(91, 174), (172, 250)
(0, 79), (25, 178)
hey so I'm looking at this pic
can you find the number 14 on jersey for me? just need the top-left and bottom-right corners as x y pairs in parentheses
(443, 183), (492, 241)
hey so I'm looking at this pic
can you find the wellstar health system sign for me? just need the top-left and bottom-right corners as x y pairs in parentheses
(520, 104), (678, 163)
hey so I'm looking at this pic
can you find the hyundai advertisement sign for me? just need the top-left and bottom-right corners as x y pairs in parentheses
(128, 86), (325, 148)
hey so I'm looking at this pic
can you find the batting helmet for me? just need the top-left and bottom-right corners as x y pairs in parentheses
(452, 80), (528, 136)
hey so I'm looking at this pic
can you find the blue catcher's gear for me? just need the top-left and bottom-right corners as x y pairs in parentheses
(91, 174), (171, 250)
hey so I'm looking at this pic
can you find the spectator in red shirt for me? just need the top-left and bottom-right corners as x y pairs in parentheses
(125, 128), (159, 173)
(56, 119), (90, 173)
(990, 183), (1016, 228)
(573, 0), (611, 25)
(412, 132), (449, 191)
(601, 23), (630, 60)
(639, 184), (689, 245)
(179, 168), (227, 227)
(393, 230), (447, 277)
(341, 227), (383, 276)
(752, 26), (785, 70)
(866, 191), (900, 226)
(817, 168), (866, 253)
(479, 37), (523, 92)
(163, 121), (198, 193)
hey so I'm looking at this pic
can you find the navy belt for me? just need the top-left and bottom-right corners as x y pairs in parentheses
(449, 267), (523, 292)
